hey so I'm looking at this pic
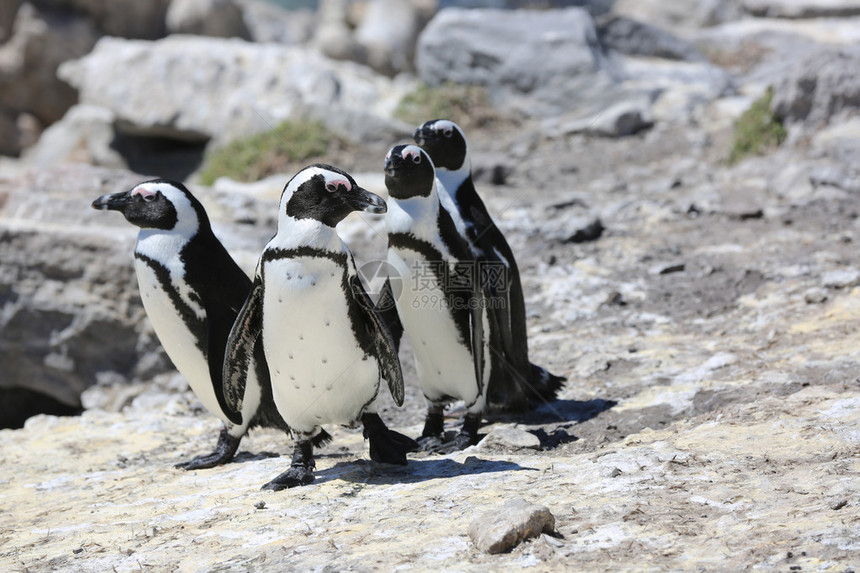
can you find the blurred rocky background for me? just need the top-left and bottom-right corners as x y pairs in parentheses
(1, 0), (860, 570)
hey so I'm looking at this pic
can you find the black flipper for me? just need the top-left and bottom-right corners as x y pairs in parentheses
(222, 279), (265, 426)
(362, 413), (418, 465)
(374, 277), (403, 353)
(349, 274), (405, 407)
(468, 260), (485, 398)
(204, 296), (244, 427)
(175, 426), (241, 470)
(262, 439), (315, 490)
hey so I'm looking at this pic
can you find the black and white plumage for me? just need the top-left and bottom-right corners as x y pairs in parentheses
(414, 119), (566, 411)
(381, 144), (492, 452)
(91, 179), (295, 470)
(223, 164), (416, 490)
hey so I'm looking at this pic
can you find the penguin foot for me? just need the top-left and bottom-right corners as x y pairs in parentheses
(262, 439), (315, 490)
(362, 413), (419, 465)
(261, 466), (315, 490)
(416, 435), (444, 452)
(175, 427), (241, 470)
(427, 432), (474, 454)
(425, 413), (481, 455)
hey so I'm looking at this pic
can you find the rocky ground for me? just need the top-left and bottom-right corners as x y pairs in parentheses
(2, 1), (860, 571)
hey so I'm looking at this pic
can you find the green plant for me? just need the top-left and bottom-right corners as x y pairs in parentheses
(198, 119), (332, 185)
(394, 82), (494, 128)
(728, 86), (787, 165)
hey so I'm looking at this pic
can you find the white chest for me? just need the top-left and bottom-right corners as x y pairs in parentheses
(261, 256), (379, 432)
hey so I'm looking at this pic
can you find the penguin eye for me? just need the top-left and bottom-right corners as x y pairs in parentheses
(411, 154), (422, 164)
(442, 128), (453, 137)
(326, 183), (338, 193)
(142, 192), (157, 202)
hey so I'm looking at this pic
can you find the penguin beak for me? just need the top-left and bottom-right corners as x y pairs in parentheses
(92, 191), (133, 212)
(348, 187), (387, 215)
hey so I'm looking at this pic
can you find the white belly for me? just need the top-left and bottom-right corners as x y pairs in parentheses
(135, 259), (231, 426)
(262, 257), (379, 432)
(387, 249), (482, 406)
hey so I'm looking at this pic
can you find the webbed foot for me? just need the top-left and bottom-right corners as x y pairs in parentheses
(174, 427), (241, 470)
(262, 439), (315, 490)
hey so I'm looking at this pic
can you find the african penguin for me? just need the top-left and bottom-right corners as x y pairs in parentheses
(91, 179), (308, 470)
(223, 164), (417, 490)
(414, 119), (566, 411)
(383, 144), (492, 453)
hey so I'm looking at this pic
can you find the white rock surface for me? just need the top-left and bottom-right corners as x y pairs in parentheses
(58, 35), (416, 146)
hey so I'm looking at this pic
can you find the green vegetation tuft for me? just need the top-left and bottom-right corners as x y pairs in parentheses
(198, 119), (332, 185)
(394, 82), (494, 128)
(728, 86), (787, 165)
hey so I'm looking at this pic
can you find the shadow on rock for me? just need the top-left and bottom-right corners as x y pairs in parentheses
(491, 398), (617, 426)
(313, 457), (537, 487)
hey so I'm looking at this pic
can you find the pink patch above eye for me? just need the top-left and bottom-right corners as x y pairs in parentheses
(328, 178), (350, 191)
(402, 149), (420, 161)
(131, 187), (156, 199)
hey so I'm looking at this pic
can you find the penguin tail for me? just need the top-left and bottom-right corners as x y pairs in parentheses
(311, 428), (334, 448)
(487, 363), (567, 412)
(530, 363), (566, 402)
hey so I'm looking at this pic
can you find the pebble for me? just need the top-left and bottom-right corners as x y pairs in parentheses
(468, 498), (556, 554)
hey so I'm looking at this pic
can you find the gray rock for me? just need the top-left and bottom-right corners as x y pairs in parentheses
(312, 0), (369, 65)
(36, 0), (170, 39)
(21, 104), (126, 169)
(809, 164), (860, 194)
(597, 15), (705, 61)
(803, 287), (828, 304)
(354, 0), (425, 76)
(58, 35), (415, 147)
(416, 8), (615, 117)
(0, 110), (22, 157)
(822, 269), (860, 289)
(613, 0), (741, 29)
(554, 98), (654, 137)
(468, 498), (556, 554)
(238, 0), (314, 45)
(0, 3), (98, 128)
(742, 0), (860, 18)
(772, 45), (860, 126)
(480, 426), (542, 450)
(0, 0), (20, 43)
(0, 165), (156, 418)
(166, 0), (251, 39)
(811, 118), (860, 167)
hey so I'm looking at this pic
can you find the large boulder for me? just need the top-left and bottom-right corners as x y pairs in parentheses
(0, 165), (157, 427)
(0, 3), (99, 155)
(417, 7), (732, 122)
(771, 45), (860, 126)
(58, 35), (415, 148)
(416, 7), (615, 117)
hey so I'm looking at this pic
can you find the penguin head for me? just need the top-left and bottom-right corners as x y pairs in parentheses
(279, 164), (386, 228)
(413, 119), (469, 172)
(91, 179), (205, 236)
(384, 144), (435, 200)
